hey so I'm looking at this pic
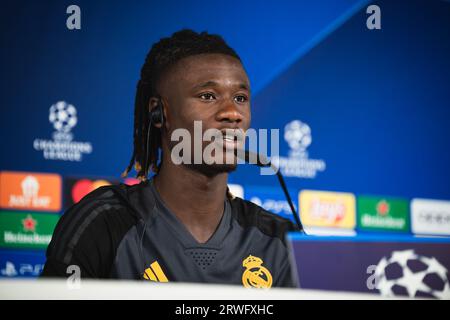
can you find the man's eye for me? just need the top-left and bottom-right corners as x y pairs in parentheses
(234, 95), (248, 103)
(199, 93), (216, 100)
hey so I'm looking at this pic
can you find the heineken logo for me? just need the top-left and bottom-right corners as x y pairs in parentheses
(376, 200), (390, 216)
(0, 212), (59, 249)
(22, 215), (37, 233)
(358, 196), (409, 232)
(3, 232), (52, 246)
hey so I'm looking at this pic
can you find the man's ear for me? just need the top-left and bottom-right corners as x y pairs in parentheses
(160, 97), (169, 129)
(148, 97), (165, 129)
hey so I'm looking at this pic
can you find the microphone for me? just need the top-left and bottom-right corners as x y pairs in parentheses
(235, 149), (304, 232)
(237, 149), (271, 167)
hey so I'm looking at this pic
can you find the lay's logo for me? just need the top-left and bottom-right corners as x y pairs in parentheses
(0, 172), (61, 212)
(299, 190), (356, 229)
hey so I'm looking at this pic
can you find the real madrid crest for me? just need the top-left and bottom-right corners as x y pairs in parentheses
(241, 255), (273, 289)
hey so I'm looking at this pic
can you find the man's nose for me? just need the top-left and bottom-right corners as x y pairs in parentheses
(216, 99), (243, 124)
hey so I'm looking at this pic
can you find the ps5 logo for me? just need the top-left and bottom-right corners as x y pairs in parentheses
(1, 261), (44, 277)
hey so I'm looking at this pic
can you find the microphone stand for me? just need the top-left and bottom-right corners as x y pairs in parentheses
(237, 149), (304, 232)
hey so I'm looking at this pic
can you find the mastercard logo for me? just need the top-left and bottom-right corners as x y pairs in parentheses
(71, 179), (112, 203)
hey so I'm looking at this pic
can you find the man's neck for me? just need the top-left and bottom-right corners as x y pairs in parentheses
(153, 161), (228, 244)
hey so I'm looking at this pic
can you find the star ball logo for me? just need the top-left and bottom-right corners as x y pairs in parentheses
(33, 101), (93, 161)
(49, 101), (77, 133)
(271, 120), (326, 179)
(367, 250), (450, 299)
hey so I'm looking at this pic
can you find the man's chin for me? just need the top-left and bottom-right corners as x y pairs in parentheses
(185, 163), (237, 177)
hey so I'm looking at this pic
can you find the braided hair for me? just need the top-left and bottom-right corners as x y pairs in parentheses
(122, 29), (241, 181)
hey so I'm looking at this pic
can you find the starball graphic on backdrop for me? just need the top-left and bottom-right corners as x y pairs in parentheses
(271, 120), (326, 178)
(290, 237), (450, 299)
(373, 249), (450, 299)
(33, 101), (93, 161)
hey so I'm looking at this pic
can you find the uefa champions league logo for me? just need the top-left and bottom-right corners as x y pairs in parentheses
(33, 101), (93, 161)
(271, 119), (326, 179)
(368, 249), (450, 299)
(49, 101), (78, 134)
(284, 120), (311, 157)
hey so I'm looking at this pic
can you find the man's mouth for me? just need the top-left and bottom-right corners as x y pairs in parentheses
(222, 133), (238, 149)
(219, 129), (245, 151)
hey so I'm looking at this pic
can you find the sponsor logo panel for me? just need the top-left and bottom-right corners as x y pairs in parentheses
(0, 250), (46, 278)
(0, 211), (59, 249)
(0, 171), (61, 212)
(63, 176), (119, 209)
(299, 190), (356, 229)
(246, 186), (297, 222)
(411, 198), (450, 236)
(357, 196), (409, 232)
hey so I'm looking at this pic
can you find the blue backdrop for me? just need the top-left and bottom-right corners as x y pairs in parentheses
(2, 0), (449, 199)
(1, 0), (450, 278)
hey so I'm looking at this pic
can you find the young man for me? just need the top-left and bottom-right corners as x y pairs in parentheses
(41, 29), (301, 288)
